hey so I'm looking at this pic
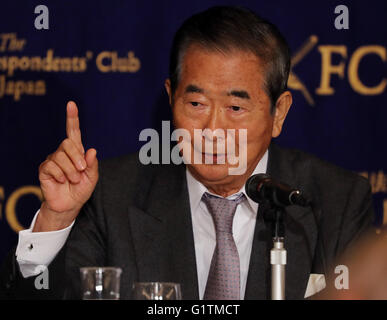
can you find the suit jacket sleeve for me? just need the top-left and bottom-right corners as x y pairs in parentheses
(334, 176), (374, 256)
(0, 175), (107, 300)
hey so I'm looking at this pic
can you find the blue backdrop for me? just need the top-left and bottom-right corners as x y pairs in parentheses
(0, 0), (386, 264)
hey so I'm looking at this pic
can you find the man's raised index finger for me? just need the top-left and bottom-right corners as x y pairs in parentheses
(66, 101), (85, 154)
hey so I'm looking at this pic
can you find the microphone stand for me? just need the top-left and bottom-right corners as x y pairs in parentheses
(266, 206), (286, 300)
(245, 174), (327, 300)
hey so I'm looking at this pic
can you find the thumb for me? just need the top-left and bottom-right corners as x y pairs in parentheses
(84, 148), (98, 182)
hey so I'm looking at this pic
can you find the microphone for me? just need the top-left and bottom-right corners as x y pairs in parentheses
(245, 174), (310, 207)
(246, 173), (328, 282)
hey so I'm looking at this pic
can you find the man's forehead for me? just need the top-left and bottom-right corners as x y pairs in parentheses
(175, 45), (267, 98)
(184, 84), (251, 99)
(179, 46), (265, 80)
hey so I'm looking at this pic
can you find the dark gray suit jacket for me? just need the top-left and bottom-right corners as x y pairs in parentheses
(0, 144), (374, 299)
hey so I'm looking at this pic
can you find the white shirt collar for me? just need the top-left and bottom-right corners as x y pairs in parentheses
(186, 149), (269, 214)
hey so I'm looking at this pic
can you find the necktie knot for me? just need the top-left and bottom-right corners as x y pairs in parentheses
(202, 192), (245, 234)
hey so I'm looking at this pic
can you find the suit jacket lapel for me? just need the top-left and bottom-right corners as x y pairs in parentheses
(245, 144), (319, 299)
(244, 201), (272, 299)
(127, 164), (199, 299)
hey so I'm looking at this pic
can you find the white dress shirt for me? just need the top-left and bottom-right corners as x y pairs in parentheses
(187, 151), (268, 299)
(15, 151), (268, 299)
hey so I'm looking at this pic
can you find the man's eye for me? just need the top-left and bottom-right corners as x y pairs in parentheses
(190, 102), (200, 107)
(230, 106), (242, 112)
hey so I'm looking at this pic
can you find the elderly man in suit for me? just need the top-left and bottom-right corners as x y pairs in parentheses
(0, 6), (373, 299)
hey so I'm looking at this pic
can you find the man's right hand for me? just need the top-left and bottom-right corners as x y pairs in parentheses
(34, 101), (99, 232)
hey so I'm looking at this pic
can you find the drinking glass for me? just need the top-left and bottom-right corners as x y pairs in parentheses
(132, 282), (182, 300)
(80, 267), (122, 300)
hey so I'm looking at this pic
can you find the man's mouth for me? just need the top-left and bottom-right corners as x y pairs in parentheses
(202, 152), (226, 164)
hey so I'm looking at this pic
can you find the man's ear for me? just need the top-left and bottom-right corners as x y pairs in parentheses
(272, 90), (292, 138)
(165, 79), (173, 106)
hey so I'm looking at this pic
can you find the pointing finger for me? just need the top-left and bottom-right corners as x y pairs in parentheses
(66, 101), (85, 154)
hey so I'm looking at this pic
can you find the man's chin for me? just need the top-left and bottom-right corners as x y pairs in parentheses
(187, 163), (233, 183)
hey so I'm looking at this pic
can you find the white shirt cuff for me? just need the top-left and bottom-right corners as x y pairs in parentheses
(15, 210), (74, 278)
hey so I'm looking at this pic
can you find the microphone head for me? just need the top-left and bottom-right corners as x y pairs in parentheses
(245, 173), (271, 204)
(246, 173), (311, 207)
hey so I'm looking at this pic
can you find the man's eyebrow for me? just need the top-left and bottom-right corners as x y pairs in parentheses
(184, 84), (204, 94)
(227, 90), (250, 99)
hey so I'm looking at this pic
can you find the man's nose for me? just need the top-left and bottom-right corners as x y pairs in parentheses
(204, 105), (225, 131)
(201, 106), (228, 148)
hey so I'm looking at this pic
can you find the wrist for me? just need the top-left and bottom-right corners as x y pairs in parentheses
(33, 202), (77, 232)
